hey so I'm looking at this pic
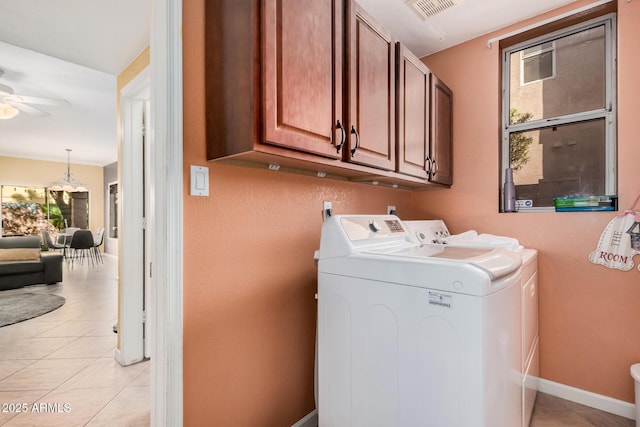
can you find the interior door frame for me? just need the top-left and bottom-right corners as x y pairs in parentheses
(117, 67), (149, 366)
(143, 98), (152, 360)
(151, 0), (184, 424)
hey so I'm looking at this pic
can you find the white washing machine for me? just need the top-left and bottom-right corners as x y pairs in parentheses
(317, 215), (523, 427)
(403, 219), (539, 427)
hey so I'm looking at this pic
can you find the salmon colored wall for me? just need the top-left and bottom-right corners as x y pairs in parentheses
(181, 0), (413, 424)
(419, 0), (640, 403)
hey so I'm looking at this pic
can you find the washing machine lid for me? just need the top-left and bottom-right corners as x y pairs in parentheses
(318, 215), (521, 281)
(364, 244), (521, 280)
(404, 219), (523, 251)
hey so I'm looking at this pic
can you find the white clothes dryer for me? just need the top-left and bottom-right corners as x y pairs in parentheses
(317, 215), (523, 427)
(403, 219), (539, 427)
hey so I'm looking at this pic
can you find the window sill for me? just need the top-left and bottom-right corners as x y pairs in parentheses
(501, 207), (555, 213)
(501, 207), (618, 213)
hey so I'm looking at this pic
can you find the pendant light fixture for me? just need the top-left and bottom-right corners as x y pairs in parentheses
(48, 149), (88, 192)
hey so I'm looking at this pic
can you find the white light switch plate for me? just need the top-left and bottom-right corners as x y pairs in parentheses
(190, 165), (209, 196)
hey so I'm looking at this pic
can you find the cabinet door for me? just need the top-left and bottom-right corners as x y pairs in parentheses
(397, 43), (429, 179)
(429, 74), (453, 185)
(346, 4), (395, 170)
(263, 0), (344, 159)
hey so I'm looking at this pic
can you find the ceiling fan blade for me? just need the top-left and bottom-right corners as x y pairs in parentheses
(5, 94), (70, 107)
(0, 83), (14, 95)
(11, 101), (49, 117)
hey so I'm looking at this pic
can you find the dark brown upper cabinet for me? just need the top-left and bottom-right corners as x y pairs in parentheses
(262, 0), (344, 158)
(396, 44), (453, 186)
(396, 43), (430, 179)
(345, 4), (396, 171)
(204, 0), (452, 189)
(430, 74), (453, 186)
(205, 0), (344, 161)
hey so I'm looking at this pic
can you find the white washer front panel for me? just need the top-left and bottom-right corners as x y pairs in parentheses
(318, 272), (522, 427)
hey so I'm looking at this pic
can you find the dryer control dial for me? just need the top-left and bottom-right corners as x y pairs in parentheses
(369, 221), (382, 232)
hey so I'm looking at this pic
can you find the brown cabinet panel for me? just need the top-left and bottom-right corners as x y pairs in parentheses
(397, 43), (429, 179)
(430, 74), (453, 186)
(204, 0), (451, 189)
(346, 4), (395, 171)
(263, 0), (343, 158)
(205, 0), (262, 160)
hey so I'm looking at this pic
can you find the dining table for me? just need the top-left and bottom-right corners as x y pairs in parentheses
(57, 233), (74, 258)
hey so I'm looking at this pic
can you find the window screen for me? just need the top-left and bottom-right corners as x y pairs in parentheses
(501, 14), (616, 210)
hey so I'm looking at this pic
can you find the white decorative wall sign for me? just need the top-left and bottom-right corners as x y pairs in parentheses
(589, 193), (640, 272)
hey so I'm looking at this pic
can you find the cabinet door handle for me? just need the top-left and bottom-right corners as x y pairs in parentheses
(425, 157), (432, 178)
(433, 159), (438, 176)
(335, 120), (346, 154)
(350, 125), (360, 157)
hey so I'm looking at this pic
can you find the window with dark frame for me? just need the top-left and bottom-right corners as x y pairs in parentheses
(501, 12), (616, 211)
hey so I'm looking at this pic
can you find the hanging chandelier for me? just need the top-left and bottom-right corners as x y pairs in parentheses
(48, 149), (88, 192)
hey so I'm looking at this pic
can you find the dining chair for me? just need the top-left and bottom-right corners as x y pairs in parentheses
(68, 230), (96, 266)
(41, 230), (67, 256)
(92, 227), (105, 264)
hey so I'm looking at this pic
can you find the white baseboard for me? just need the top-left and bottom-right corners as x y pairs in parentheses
(538, 378), (636, 420)
(291, 409), (317, 427)
(114, 348), (124, 366)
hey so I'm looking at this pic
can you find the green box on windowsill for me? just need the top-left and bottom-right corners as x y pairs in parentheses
(553, 195), (618, 212)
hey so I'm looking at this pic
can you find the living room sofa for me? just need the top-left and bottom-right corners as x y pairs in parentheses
(0, 236), (63, 290)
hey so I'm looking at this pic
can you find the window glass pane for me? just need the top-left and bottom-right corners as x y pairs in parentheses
(510, 118), (606, 207)
(522, 50), (553, 83)
(0, 186), (62, 237)
(109, 183), (118, 239)
(1, 186), (90, 236)
(1, 186), (46, 236)
(48, 190), (89, 229)
(509, 25), (606, 122)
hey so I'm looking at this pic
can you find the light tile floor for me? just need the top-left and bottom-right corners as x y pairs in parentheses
(0, 255), (149, 426)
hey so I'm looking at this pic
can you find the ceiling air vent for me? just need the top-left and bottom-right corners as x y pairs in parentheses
(406, 0), (458, 20)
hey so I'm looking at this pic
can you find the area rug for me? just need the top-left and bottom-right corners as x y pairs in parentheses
(0, 293), (66, 327)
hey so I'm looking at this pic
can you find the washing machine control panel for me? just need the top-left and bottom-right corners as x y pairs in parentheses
(339, 216), (407, 241)
(385, 219), (405, 233)
(368, 221), (382, 232)
(405, 220), (451, 244)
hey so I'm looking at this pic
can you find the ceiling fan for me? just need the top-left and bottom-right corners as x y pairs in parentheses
(0, 69), (70, 120)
